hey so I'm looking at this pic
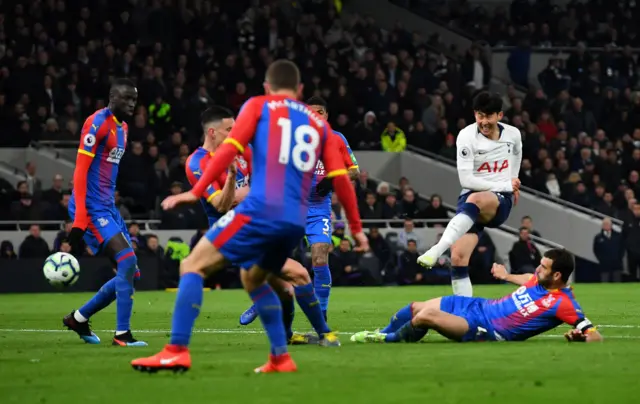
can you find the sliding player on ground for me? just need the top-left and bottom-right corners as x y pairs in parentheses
(188, 106), (340, 347)
(418, 92), (522, 298)
(131, 60), (366, 374)
(63, 78), (146, 347)
(239, 96), (359, 335)
(353, 249), (603, 344)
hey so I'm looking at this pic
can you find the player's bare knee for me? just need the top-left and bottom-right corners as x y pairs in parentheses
(466, 192), (498, 212)
(413, 308), (439, 328)
(450, 248), (471, 266)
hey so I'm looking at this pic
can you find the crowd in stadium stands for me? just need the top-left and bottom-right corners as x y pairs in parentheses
(1, 0), (640, 281)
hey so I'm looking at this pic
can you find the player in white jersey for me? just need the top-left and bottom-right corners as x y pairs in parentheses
(418, 92), (522, 297)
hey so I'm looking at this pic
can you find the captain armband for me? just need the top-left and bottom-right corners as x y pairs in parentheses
(575, 318), (595, 334)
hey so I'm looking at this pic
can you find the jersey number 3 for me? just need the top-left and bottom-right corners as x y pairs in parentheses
(277, 117), (320, 172)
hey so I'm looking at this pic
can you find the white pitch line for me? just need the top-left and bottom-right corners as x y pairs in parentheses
(0, 328), (638, 339)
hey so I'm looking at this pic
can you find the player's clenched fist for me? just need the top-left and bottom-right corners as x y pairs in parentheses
(511, 178), (521, 192)
(564, 329), (587, 342)
(352, 231), (370, 252)
(161, 192), (198, 210)
(491, 263), (508, 281)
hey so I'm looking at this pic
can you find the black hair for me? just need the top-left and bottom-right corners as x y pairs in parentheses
(544, 248), (574, 283)
(200, 105), (234, 128)
(407, 239), (417, 245)
(521, 215), (532, 221)
(306, 96), (327, 108)
(472, 91), (503, 115)
(110, 78), (136, 90)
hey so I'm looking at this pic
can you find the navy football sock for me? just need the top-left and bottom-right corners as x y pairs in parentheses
(312, 264), (331, 314)
(294, 283), (331, 335)
(281, 296), (295, 341)
(78, 277), (117, 319)
(250, 283), (288, 355)
(114, 249), (137, 332)
(170, 272), (204, 346)
(384, 321), (428, 343)
(381, 303), (414, 333)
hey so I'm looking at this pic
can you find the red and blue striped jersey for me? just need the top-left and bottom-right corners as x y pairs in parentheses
(219, 95), (349, 226)
(308, 130), (358, 215)
(185, 146), (252, 224)
(71, 108), (127, 228)
(483, 276), (593, 341)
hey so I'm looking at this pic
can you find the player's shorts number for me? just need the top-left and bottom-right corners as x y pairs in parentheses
(322, 218), (330, 234)
(277, 117), (320, 172)
(213, 210), (235, 229)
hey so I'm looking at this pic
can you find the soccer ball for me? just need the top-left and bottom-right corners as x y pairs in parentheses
(43, 252), (81, 288)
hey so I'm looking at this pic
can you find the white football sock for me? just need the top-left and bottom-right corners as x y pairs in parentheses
(432, 213), (475, 257)
(115, 330), (128, 336)
(452, 278), (473, 297)
(73, 310), (88, 323)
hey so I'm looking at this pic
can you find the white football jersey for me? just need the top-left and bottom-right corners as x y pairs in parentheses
(456, 122), (522, 194)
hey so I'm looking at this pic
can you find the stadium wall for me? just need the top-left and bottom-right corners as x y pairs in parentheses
(0, 256), (160, 294)
(354, 151), (601, 262)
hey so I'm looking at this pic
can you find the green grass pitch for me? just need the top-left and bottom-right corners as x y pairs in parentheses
(1, 284), (639, 403)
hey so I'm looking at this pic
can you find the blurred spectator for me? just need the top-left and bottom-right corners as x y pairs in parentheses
(367, 227), (391, 268)
(360, 191), (383, 224)
(1, 241), (17, 260)
(330, 238), (373, 286)
(19, 225), (50, 258)
(397, 239), (423, 285)
(381, 193), (402, 220)
(399, 188), (420, 219)
(397, 219), (424, 252)
(420, 194), (449, 227)
(53, 220), (73, 252)
(520, 216), (541, 237)
(41, 174), (66, 205)
(331, 222), (353, 248)
(381, 121), (407, 153)
(24, 162), (42, 197)
(622, 202), (640, 281)
(508, 227), (542, 274)
(593, 218), (623, 282)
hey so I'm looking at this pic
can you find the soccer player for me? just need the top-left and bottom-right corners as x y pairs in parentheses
(239, 96), (359, 331)
(63, 78), (147, 347)
(352, 249), (603, 344)
(131, 59), (367, 373)
(417, 92), (522, 298)
(188, 106), (339, 346)
(186, 106), (251, 229)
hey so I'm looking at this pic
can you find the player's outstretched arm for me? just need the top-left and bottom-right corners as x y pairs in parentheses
(558, 302), (603, 343)
(491, 263), (532, 285)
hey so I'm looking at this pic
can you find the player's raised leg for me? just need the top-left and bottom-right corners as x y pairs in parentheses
(418, 191), (497, 268)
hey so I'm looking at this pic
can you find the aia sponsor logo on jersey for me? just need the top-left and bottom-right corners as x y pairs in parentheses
(511, 286), (539, 317)
(314, 160), (326, 176)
